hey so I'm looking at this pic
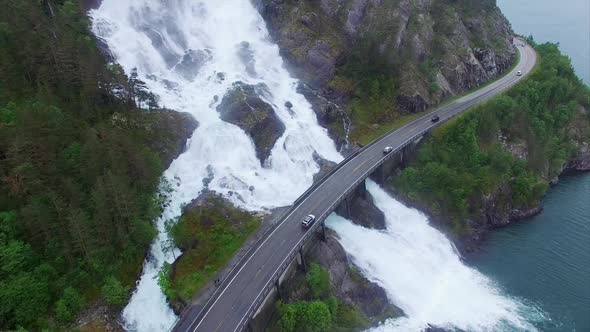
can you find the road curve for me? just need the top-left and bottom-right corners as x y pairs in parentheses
(173, 40), (537, 332)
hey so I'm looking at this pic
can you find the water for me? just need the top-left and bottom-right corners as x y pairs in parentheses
(497, 0), (590, 85)
(328, 180), (545, 332)
(89, 1), (341, 330)
(471, 173), (590, 331)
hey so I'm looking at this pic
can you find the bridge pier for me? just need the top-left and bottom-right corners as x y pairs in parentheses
(335, 180), (368, 219)
(335, 196), (352, 219)
(320, 221), (327, 242)
(296, 246), (307, 271)
(274, 279), (282, 299)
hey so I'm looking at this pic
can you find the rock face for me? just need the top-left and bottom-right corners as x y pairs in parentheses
(349, 193), (386, 230)
(217, 82), (285, 165)
(256, 0), (516, 139)
(309, 230), (403, 320)
(565, 107), (590, 172)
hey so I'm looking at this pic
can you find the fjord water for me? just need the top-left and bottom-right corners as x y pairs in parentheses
(328, 181), (543, 332)
(90, 0), (341, 330)
(88, 1), (580, 331)
(497, 0), (590, 85)
(471, 173), (590, 331)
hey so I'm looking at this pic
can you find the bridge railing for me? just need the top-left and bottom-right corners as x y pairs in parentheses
(234, 57), (530, 330)
(174, 43), (528, 331)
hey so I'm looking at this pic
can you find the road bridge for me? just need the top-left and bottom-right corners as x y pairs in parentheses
(173, 40), (537, 332)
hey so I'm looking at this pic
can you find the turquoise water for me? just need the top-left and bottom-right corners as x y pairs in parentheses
(498, 0), (590, 85)
(470, 173), (590, 331)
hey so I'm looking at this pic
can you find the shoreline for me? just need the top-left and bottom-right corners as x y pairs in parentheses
(387, 163), (590, 256)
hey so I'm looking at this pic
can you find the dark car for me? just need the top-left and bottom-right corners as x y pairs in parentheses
(431, 115), (440, 123)
(301, 214), (316, 229)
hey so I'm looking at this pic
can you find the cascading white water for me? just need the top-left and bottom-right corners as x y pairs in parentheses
(89, 1), (545, 332)
(89, 1), (342, 331)
(327, 180), (546, 332)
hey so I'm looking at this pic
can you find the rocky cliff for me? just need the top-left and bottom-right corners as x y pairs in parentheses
(256, 0), (516, 142)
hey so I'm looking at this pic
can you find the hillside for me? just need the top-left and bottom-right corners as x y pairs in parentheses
(257, 0), (516, 145)
(0, 1), (195, 329)
(392, 42), (590, 248)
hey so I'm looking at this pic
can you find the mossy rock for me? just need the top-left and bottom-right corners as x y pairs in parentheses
(217, 82), (285, 165)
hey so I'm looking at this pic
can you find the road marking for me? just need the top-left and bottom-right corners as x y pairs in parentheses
(188, 40), (535, 332)
(214, 320), (224, 332)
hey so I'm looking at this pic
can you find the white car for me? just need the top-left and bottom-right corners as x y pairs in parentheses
(383, 146), (394, 154)
(517, 70), (522, 76)
(301, 214), (316, 229)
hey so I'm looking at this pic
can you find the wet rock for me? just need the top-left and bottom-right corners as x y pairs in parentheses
(312, 152), (337, 183)
(237, 41), (257, 77)
(349, 193), (386, 230)
(82, 0), (103, 12)
(217, 82), (285, 165)
(310, 230), (404, 320)
(174, 49), (212, 81)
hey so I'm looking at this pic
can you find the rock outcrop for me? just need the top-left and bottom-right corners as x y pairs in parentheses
(217, 82), (285, 165)
(257, 0), (516, 139)
(173, 49), (212, 81)
(308, 230), (403, 320)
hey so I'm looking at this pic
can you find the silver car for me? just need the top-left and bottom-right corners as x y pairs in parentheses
(301, 214), (316, 229)
(383, 146), (393, 154)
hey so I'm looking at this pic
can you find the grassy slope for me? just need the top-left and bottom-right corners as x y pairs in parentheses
(160, 196), (260, 304)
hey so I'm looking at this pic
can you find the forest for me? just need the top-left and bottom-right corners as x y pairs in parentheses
(394, 42), (590, 235)
(0, 1), (169, 329)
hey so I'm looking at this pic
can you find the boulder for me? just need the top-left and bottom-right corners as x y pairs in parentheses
(312, 152), (337, 183)
(217, 82), (285, 165)
(173, 49), (212, 81)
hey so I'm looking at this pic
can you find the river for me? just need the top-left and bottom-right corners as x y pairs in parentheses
(470, 173), (590, 331)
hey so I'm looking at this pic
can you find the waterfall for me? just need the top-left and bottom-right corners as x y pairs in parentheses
(327, 180), (546, 332)
(90, 1), (545, 331)
(89, 1), (341, 331)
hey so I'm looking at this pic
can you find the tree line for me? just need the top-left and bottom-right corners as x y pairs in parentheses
(395, 42), (590, 235)
(0, 1), (167, 329)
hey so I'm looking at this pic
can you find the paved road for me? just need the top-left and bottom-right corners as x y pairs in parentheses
(173, 40), (537, 332)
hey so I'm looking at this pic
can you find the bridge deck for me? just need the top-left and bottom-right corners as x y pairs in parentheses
(173, 40), (537, 332)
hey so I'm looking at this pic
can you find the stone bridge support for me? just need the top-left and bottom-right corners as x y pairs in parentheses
(335, 180), (367, 219)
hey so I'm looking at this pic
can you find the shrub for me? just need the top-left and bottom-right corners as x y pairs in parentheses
(102, 276), (129, 307)
(55, 287), (85, 323)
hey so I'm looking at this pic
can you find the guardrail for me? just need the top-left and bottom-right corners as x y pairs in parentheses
(234, 52), (530, 331)
(174, 42), (531, 332)
(171, 94), (408, 331)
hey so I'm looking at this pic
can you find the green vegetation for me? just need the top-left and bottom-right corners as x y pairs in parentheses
(394, 42), (590, 235)
(275, 263), (369, 332)
(161, 196), (260, 304)
(0, 1), (176, 329)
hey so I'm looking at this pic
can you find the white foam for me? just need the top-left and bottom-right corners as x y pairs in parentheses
(90, 1), (341, 331)
(327, 180), (545, 332)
